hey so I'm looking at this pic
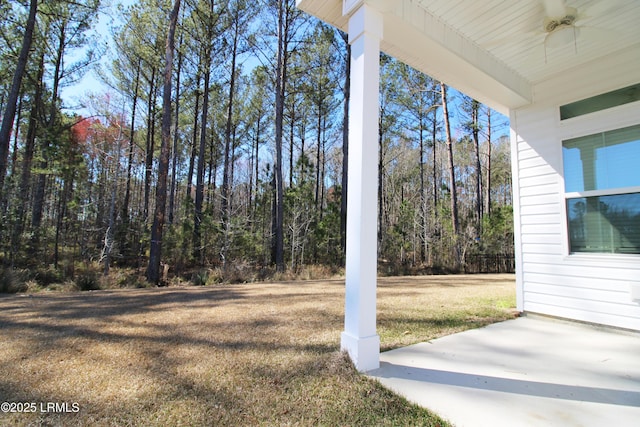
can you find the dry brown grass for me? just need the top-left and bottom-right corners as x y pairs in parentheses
(0, 274), (515, 426)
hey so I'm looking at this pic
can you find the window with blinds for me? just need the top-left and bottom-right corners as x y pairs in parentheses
(562, 125), (640, 254)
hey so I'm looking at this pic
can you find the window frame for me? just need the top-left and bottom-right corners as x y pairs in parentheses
(558, 97), (640, 258)
(559, 83), (640, 120)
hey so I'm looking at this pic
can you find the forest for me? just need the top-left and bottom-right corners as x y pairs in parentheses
(0, 0), (515, 290)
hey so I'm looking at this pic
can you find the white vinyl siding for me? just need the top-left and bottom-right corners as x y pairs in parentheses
(511, 49), (640, 331)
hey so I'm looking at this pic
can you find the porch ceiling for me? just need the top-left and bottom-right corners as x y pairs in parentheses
(296, 0), (640, 115)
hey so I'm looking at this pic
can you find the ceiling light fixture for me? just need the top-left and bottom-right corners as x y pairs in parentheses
(545, 24), (580, 48)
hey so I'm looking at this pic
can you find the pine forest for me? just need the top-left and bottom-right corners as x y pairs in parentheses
(0, 0), (515, 290)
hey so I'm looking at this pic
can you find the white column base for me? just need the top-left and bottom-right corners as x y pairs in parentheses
(341, 331), (380, 372)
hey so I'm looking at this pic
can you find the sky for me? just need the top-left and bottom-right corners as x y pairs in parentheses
(61, 0), (134, 115)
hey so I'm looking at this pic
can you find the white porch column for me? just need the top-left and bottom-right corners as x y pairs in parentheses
(341, 3), (382, 372)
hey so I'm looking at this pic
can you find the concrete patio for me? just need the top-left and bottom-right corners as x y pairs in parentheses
(368, 315), (640, 427)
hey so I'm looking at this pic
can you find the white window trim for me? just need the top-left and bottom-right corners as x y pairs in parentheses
(565, 186), (640, 199)
(558, 99), (640, 140)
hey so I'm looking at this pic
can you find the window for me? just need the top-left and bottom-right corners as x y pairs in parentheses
(560, 83), (640, 120)
(563, 125), (640, 254)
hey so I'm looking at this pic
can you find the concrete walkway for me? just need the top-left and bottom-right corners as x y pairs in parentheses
(368, 316), (640, 427)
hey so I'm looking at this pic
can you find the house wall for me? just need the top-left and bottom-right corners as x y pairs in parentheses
(511, 48), (640, 331)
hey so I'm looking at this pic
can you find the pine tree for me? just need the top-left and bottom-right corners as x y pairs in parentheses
(147, 0), (181, 284)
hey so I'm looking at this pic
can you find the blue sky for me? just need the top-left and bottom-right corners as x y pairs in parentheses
(62, 0), (134, 114)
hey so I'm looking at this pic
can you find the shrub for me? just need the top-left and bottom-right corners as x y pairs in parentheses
(33, 265), (63, 286)
(75, 273), (101, 291)
(191, 270), (209, 286)
(134, 278), (152, 289)
(0, 268), (27, 294)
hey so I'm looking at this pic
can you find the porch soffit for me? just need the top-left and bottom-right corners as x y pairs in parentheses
(296, 0), (640, 115)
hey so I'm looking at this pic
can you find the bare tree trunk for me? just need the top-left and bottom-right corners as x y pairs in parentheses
(441, 83), (460, 266)
(104, 127), (124, 276)
(249, 115), (261, 213)
(120, 60), (141, 258)
(186, 72), (201, 201)
(288, 96), (295, 188)
(315, 102), (322, 209)
(33, 16), (68, 231)
(194, 53), (211, 263)
(147, 0), (181, 284)
(419, 115), (427, 264)
(230, 127), (237, 210)
(0, 0), (38, 193)
(485, 106), (492, 217)
(431, 100), (438, 215)
(221, 6), (241, 264)
(143, 68), (157, 223)
(9, 96), (23, 178)
(206, 133), (216, 207)
(273, 0), (287, 271)
(31, 169), (46, 229)
(169, 22), (184, 225)
(54, 177), (72, 269)
(471, 99), (483, 232)
(10, 54), (44, 264)
(123, 61), (140, 221)
(429, 110), (438, 266)
(193, 0), (218, 264)
(319, 117), (326, 220)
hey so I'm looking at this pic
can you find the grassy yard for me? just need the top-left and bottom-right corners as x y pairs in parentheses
(0, 274), (516, 426)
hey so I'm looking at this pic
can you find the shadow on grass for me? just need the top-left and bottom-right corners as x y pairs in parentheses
(0, 287), (344, 350)
(0, 276), (513, 426)
(0, 285), (351, 425)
